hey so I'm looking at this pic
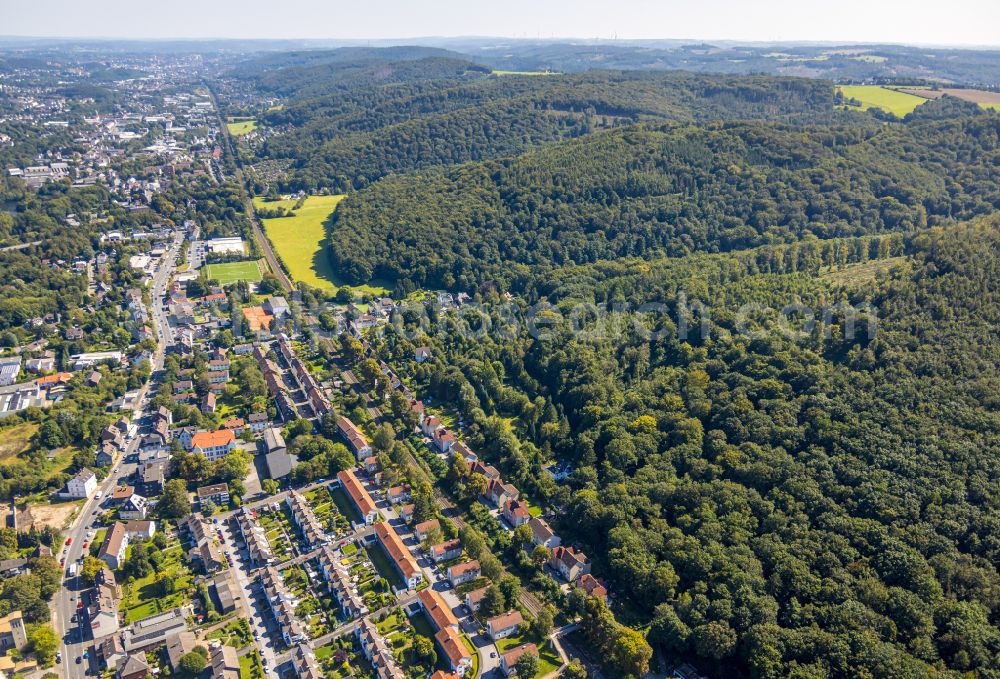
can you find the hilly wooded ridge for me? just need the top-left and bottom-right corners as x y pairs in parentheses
(252, 70), (834, 192)
(328, 113), (1000, 291)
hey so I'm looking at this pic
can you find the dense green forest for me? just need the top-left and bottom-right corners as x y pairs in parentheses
(382, 218), (1000, 676)
(329, 113), (1000, 290)
(253, 70), (834, 192)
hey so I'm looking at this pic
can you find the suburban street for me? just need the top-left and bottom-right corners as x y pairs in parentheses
(53, 232), (183, 678)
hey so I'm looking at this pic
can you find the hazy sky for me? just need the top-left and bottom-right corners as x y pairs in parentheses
(5, 0), (1000, 46)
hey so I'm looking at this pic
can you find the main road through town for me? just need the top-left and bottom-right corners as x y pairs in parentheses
(54, 232), (183, 678)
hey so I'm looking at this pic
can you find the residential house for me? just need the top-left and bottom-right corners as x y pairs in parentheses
(486, 611), (524, 641)
(287, 491), (328, 548)
(119, 495), (149, 521)
(414, 347), (431, 363)
(165, 631), (198, 672)
(418, 589), (458, 632)
(211, 645), (240, 679)
(386, 485), (410, 505)
(355, 618), (405, 679)
(197, 483), (230, 507)
(500, 643), (539, 677)
(190, 429), (236, 461)
(528, 517), (561, 550)
(548, 546), (592, 583)
(260, 567), (306, 646)
(433, 428), (456, 453)
(247, 411), (270, 433)
(578, 573), (608, 601)
(118, 654), (150, 679)
(435, 626), (473, 676)
(464, 586), (489, 613)
(447, 560), (480, 587)
(429, 539), (463, 564)
(414, 519), (441, 542)
(0, 611), (27, 651)
(484, 479), (519, 507)
(66, 468), (97, 498)
(502, 499), (530, 528)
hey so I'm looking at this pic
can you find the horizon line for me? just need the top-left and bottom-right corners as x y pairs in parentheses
(1, 34), (1000, 50)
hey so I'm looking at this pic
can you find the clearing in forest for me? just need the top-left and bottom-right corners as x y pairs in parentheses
(254, 195), (390, 295)
(837, 85), (927, 117)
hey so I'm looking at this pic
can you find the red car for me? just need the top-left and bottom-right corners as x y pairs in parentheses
(82, 542), (88, 548)
(65, 538), (72, 545)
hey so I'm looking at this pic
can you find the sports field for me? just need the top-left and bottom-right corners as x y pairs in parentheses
(254, 195), (390, 295)
(227, 118), (258, 135)
(203, 260), (263, 284)
(838, 86), (927, 117)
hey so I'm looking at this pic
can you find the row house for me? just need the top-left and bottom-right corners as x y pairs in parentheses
(337, 417), (372, 460)
(435, 625), (473, 676)
(247, 411), (270, 433)
(291, 643), (323, 679)
(356, 618), (405, 679)
(374, 522), (423, 590)
(260, 567), (307, 646)
(236, 510), (274, 566)
(287, 490), (328, 549)
(336, 470), (379, 525)
(317, 546), (367, 619)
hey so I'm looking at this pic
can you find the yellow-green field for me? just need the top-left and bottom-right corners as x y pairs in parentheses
(227, 118), (258, 135)
(838, 86), (927, 117)
(254, 195), (391, 295)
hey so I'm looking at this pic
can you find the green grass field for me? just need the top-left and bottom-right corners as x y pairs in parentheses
(227, 119), (258, 136)
(254, 195), (390, 295)
(203, 260), (263, 284)
(838, 86), (927, 117)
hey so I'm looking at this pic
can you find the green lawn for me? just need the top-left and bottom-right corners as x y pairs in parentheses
(240, 649), (264, 679)
(203, 260), (263, 284)
(837, 85), (927, 117)
(120, 544), (194, 622)
(496, 637), (562, 678)
(365, 543), (404, 589)
(328, 486), (362, 525)
(227, 119), (258, 136)
(254, 195), (390, 295)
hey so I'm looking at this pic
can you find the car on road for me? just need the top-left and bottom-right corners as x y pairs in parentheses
(65, 537), (72, 545)
(55, 652), (61, 663)
(76, 656), (82, 664)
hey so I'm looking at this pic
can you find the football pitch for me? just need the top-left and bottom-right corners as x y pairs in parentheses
(202, 260), (263, 284)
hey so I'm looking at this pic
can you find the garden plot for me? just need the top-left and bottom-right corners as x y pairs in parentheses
(256, 502), (300, 561)
(304, 486), (351, 535)
(314, 636), (367, 679)
(282, 563), (334, 639)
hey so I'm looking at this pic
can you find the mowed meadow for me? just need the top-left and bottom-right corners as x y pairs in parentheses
(837, 85), (927, 116)
(254, 195), (390, 295)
